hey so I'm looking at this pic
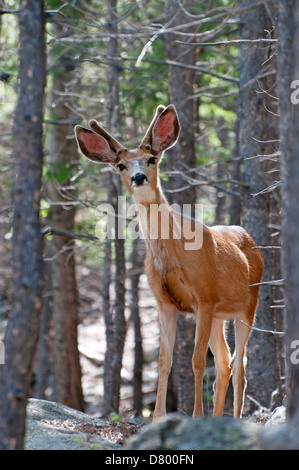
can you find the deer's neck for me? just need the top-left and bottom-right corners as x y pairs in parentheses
(132, 183), (180, 252)
(131, 181), (166, 206)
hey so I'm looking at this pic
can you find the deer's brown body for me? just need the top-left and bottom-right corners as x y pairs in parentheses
(75, 105), (263, 419)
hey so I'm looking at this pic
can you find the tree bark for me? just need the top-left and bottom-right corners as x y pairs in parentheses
(277, 0), (299, 423)
(129, 237), (145, 416)
(238, 0), (284, 411)
(34, 262), (52, 399)
(0, 0), (46, 449)
(102, 192), (113, 415)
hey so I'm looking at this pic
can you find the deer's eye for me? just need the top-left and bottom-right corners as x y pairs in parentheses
(117, 163), (127, 172)
(147, 157), (156, 166)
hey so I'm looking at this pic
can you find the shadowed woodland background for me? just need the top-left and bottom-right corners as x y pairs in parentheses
(0, 0), (298, 450)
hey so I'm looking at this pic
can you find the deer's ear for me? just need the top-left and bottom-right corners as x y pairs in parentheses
(75, 126), (117, 164)
(151, 105), (180, 154)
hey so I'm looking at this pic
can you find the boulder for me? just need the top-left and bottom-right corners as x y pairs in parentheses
(25, 398), (122, 450)
(25, 399), (294, 450)
(126, 413), (262, 450)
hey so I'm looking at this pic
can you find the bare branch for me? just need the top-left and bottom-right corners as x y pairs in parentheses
(252, 180), (281, 197)
(249, 279), (284, 287)
(44, 116), (81, 126)
(239, 320), (285, 336)
(252, 245), (281, 250)
(177, 38), (277, 46)
(125, 56), (240, 83)
(244, 150), (281, 161)
(42, 225), (102, 243)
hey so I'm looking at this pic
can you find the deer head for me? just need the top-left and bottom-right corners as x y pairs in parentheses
(75, 105), (180, 200)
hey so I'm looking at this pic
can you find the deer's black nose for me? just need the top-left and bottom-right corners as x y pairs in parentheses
(131, 172), (148, 186)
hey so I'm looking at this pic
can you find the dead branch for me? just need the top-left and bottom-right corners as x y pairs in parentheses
(42, 225), (102, 243)
(249, 279), (284, 287)
(177, 38), (277, 46)
(252, 181), (281, 197)
(252, 245), (281, 250)
(239, 319), (284, 336)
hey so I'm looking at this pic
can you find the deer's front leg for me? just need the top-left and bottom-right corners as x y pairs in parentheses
(192, 307), (213, 417)
(153, 304), (177, 421)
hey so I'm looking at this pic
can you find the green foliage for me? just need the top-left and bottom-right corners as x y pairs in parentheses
(40, 198), (51, 219)
(110, 412), (122, 423)
(43, 161), (75, 185)
(124, 40), (169, 119)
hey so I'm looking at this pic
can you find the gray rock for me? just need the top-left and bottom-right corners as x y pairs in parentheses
(26, 399), (294, 451)
(261, 412), (299, 450)
(126, 413), (262, 450)
(265, 405), (286, 426)
(25, 398), (122, 450)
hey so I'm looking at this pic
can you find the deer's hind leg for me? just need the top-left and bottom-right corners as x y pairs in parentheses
(209, 318), (232, 416)
(231, 317), (252, 418)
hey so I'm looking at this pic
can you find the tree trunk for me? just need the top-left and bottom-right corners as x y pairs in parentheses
(102, 0), (126, 416)
(165, 0), (197, 415)
(102, 187), (113, 415)
(238, 0), (284, 411)
(129, 237), (145, 416)
(0, 0), (46, 449)
(47, 38), (84, 410)
(34, 262), (52, 399)
(229, 119), (241, 226)
(277, 0), (299, 423)
(110, 176), (126, 413)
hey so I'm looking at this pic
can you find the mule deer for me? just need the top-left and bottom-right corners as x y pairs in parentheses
(75, 104), (263, 419)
